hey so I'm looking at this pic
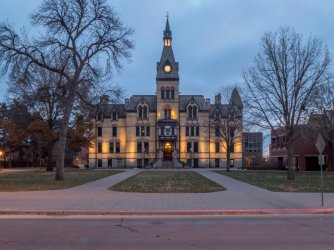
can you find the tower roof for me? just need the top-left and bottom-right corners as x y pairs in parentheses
(157, 16), (179, 81)
(230, 88), (243, 109)
(164, 16), (172, 40)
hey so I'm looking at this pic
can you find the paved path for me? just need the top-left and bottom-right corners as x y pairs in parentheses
(0, 169), (333, 213)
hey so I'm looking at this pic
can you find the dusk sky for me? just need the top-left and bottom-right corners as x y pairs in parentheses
(0, 0), (334, 102)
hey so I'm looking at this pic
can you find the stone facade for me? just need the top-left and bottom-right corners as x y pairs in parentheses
(89, 17), (243, 169)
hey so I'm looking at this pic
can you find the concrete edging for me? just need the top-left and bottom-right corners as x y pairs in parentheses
(1, 208), (334, 216)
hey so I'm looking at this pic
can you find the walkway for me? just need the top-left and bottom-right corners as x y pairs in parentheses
(0, 169), (333, 214)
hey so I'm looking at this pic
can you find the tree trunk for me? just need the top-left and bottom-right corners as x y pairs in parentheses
(286, 143), (295, 180)
(55, 89), (76, 181)
(226, 147), (230, 172)
(46, 144), (54, 172)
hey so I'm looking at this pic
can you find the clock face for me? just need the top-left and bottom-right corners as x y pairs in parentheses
(164, 65), (172, 73)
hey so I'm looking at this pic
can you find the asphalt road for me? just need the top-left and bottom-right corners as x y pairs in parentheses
(1, 215), (334, 250)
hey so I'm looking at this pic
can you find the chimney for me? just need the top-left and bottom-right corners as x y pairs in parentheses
(205, 98), (211, 106)
(125, 98), (130, 109)
(215, 94), (221, 105)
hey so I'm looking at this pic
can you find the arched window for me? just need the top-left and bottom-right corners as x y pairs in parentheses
(171, 88), (175, 100)
(193, 106), (197, 118)
(164, 108), (171, 119)
(143, 106), (148, 118)
(161, 88), (165, 99)
(188, 106), (193, 119)
(166, 88), (170, 99)
(138, 106), (143, 118)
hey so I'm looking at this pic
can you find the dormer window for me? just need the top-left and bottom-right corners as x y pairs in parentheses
(138, 105), (148, 119)
(187, 105), (198, 119)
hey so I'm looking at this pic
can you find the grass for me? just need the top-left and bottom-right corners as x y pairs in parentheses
(0, 169), (123, 192)
(110, 171), (225, 193)
(215, 170), (334, 192)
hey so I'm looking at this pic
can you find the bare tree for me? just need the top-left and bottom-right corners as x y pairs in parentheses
(244, 27), (332, 180)
(211, 87), (243, 171)
(0, 0), (134, 180)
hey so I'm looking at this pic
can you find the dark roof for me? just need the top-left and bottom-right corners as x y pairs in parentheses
(230, 88), (243, 109)
(179, 95), (209, 111)
(97, 104), (126, 118)
(164, 16), (172, 40)
(126, 95), (157, 112)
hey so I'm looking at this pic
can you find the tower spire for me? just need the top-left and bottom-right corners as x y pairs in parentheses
(163, 14), (172, 45)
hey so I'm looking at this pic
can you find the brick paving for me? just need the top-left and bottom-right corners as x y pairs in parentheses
(0, 169), (333, 213)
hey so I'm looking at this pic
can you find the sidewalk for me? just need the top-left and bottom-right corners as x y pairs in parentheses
(0, 169), (333, 215)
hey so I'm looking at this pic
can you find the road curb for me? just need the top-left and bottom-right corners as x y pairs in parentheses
(1, 208), (334, 216)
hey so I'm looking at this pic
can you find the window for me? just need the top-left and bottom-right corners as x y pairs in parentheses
(215, 142), (220, 153)
(137, 142), (142, 153)
(161, 89), (165, 99)
(164, 108), (171, 119)
(137, 159), (143, 168)
(193, 106), (197, 118)
(136, 126), (150, 137)
(108, 158), (112, 168)
(138, 106), (143, 118)
(116, 142), (120, 153)
(171, 89), (175, 100)
(188, 106), (193, 119)
(97, 127), (102, 137)
(144, 142), (149, 152)
(144, 158), (150, 167)
(196, 126), (199, 136)
(187, 142), (192, 153)
(97, 159), (102, 168)
(109, 142), (114, 153)
(187, 159), (192, 167)
(166, 89), (170, 99)
(190, 126), (194, 136)
(112, 126), (117, 137)
(193, 142), (198, 153)
(185, 126), (199, 137)
(193, 158), (199, 168)
(215, 159), (220, 168)
(97, 142), (102, 153)
(112, 111), (117, 120)
(230, 139), (235, 153)
(143, 106), (148, 118)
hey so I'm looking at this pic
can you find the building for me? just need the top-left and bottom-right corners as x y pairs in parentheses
(270, 113), (334, 171)
(88, 17), (243, 169)
(242, 132), (263, 168)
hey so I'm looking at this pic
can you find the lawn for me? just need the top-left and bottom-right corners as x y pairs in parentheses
(0, 169), (123, 192)
(110, 171), (225, 193)
(215, 170), (334, 192)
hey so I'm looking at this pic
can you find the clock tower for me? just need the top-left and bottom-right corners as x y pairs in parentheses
(156, 16), (180, 167)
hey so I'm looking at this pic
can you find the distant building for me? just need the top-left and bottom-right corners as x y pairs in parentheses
(88, 17), (243, 169)
(242, 132), (263, 168)
(270, 113), (334, 171)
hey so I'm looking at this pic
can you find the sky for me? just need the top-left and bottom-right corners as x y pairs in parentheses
(0, 0), (334, 102)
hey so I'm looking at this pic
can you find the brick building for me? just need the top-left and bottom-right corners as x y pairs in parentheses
(270, 113), (334, 171)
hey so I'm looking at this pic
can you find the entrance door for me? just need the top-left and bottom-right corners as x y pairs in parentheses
(163, 142), (172, 161)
